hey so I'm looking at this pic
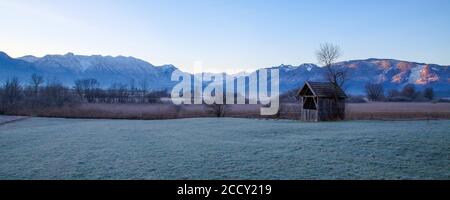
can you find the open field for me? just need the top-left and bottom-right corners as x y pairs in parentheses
(0, 116), (449, 180)
(346, 102), (450, 120)
(9, 102), (450, 120)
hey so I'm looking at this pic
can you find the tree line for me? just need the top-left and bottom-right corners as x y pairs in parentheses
(365, 82), (435, 102)
(73, 78), (169, 104)
(0, 74), (170, 114)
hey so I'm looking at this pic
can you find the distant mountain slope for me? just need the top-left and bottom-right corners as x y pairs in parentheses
(334, 58), (449, 95)
(270, 59), (449, 96)
(14, 52), (179, 90)
(1, 51), (449, 97)
(0, 52), (40, 81)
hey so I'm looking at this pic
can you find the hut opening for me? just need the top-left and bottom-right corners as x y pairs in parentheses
(303, 97), (316, 110)
(297, 81), (347, 122)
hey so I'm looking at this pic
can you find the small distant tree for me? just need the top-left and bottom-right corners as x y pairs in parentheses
(30, 74), (44, 96)
(401, 84), (417, 99)
(205, 92), (228, 117)
(365, 83), (384, 101)
(129, 78), (136, 95)
(423, 87), (434, 100)
(208, 103), (227, 117)
(2, 77), (23, 105)
(139, 79), (149, 103)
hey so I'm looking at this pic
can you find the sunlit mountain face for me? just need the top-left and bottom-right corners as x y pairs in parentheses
(331, 59), (449, 96)
(1, 51), (449, 97)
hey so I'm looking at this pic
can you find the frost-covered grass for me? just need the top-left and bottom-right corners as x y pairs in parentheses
(0, 117), (449, 180)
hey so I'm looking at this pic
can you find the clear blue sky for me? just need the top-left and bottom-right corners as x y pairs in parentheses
(0, 0), (449, 73)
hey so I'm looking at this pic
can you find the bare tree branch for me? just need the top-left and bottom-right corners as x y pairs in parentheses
(316, 43), (349, 88)
(365, 82), (384, 101)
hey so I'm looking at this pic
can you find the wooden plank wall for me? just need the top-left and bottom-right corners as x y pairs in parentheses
(301, 109), (318, 121)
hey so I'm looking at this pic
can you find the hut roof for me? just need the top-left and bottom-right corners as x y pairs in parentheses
(297, 81), (347, 98)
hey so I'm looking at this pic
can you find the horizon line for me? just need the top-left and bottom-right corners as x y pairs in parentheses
(1, 50), (449, 74)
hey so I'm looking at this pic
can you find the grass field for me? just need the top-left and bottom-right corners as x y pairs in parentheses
(346, 102), (450, 120)
(0, 117), (449, 180)
(9, 102), (450, 120)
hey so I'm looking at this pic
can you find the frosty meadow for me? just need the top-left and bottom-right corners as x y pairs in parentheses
(1, 117), (449, 180)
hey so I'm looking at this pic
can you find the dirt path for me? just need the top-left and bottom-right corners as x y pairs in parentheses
(0, 116), (30, 126)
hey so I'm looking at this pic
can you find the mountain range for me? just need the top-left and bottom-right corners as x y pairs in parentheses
(1, 51), (449, 97)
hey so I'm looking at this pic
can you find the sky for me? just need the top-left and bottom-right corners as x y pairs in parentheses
(0, 0), (449, 73)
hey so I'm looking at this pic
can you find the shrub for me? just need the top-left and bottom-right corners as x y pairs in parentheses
(365, 83), (384, 101)
(423, 88), (434, 100)
(401, 84), (418, 99)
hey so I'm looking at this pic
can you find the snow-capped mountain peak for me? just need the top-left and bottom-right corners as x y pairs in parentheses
(1, 51), (449, 96)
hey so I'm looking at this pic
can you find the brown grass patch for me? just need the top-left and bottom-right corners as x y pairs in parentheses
(4, 102), (450, 120)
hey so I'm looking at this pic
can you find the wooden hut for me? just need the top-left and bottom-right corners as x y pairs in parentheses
(297, 81), (347, 121)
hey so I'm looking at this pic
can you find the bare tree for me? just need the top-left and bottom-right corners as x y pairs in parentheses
(208, 103), (227, 117)
(74, 78), (100, 103)
(316, 43), (348, 87)
(315, 43), (349, 120)
(30, 74), (44, 96)
(139, 79), (149, 103)
(2, 77), (23, 105)
(423, 87), (434, 101)
(129, 78), (136, 95)
(365, 82), (384, 101)
(401, 84), (417, 99)
(204, 92), (228, 117)
(41, 81), (74, 107)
